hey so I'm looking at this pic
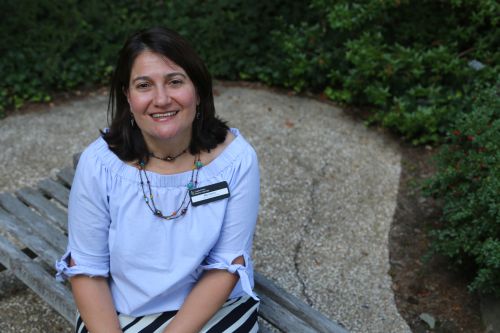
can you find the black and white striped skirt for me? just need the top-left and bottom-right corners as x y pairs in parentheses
(75, 296), (259, 333)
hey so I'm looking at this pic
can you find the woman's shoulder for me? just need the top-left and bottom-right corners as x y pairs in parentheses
(78, 135), (112, 166)
(76, 135), (133, 180)
(227, 128), (258, 161)
(199, 128), (258, 180)
(201, 129), (235, 165)
(209, 128), (256, 162)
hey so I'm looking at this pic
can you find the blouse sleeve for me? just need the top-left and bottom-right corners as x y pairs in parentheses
(55, 147), (111, 281)
(200, 146), (260, 300)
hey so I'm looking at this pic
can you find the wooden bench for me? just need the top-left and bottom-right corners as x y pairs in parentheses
(0, 155), (348, 333)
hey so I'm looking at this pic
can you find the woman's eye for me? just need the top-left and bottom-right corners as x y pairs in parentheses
(170, 79), (183, 86)
(136, 82), (150, 89)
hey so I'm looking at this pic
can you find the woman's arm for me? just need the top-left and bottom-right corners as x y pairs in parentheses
(70, 271), (122, 333)
(164, 140), (260, 332)
(58, 147), (118, 331)
(162, 256), (244, 333)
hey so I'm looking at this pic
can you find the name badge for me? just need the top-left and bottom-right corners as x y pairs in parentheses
(189, 181), (230, 206)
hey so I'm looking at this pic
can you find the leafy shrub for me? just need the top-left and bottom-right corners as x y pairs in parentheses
(0, 0), (166, 115)
(0, 0), (304, 116)
(157, 0), (307, 80)
(263, 0), (499, 144)
(424, 84), (500, 295)
(0, 0), (498, 146)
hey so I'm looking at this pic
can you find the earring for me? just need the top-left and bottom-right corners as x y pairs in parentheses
(130, 114), (135, 127)
(196, 104), (202, 120)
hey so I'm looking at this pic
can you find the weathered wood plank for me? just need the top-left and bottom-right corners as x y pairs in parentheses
(0, 192), (66, 252)
(15, 187), (67, 232)
(0, 233), (76, 323)
(257, 290), (317, 333)
(257, 326), (274, 333)
(38, 178), (70, 207)
(0, 207), (59, 267)
(255, 272), (348, 333)
(56, 167), (75, 187)
(257, 320), (279, 333)
(73, 152), (82, 170)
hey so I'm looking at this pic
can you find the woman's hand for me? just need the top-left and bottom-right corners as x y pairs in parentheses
(162, 256), (244, 333)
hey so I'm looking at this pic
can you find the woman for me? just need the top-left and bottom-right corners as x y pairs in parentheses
(56, 27), (260, 333)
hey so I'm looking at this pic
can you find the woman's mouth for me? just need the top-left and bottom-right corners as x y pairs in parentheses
(151, 111), (179, 119)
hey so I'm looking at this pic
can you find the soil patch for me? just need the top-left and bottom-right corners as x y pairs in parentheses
(389, 143), (484, 332)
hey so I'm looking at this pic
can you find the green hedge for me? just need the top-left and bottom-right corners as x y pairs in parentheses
(424, 84), (500, 295)
(0, 0), (166, 111)
(1, 0), (499, 294)
(2, 1), (498, 144)
(260, 0), (498, 144)
(0, 0), (305, 114)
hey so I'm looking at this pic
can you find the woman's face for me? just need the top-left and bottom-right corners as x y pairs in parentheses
(126, 51), (198, 149)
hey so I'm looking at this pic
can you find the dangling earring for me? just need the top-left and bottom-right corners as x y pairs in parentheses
(196, 105), (201, 120)
(130, 113), (135, 127)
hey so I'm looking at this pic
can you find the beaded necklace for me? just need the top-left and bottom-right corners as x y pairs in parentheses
(138, 155), (203, 220)
(149, 148), (187, 162)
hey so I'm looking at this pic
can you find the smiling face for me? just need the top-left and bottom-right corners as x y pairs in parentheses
(126, 51), (198, 152)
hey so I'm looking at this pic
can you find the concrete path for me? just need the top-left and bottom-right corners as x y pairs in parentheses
(0, 85), (410, 332)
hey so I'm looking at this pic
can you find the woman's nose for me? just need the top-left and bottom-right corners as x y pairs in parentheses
(154, 87), (171, 106)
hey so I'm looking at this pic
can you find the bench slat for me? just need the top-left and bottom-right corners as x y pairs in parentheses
(255, 272), (348, 333)
(257, 290), (318, 333)
(0, 207), (60, 266)
(56, 167), (75, 187)
(0, 192), (67, 251)
(0, 233), (76, 323)
(257, 321), (278, 333)
(38, 178), (70, 207)
(73, 153), (82, 170)
(15, 187), (67, 232)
